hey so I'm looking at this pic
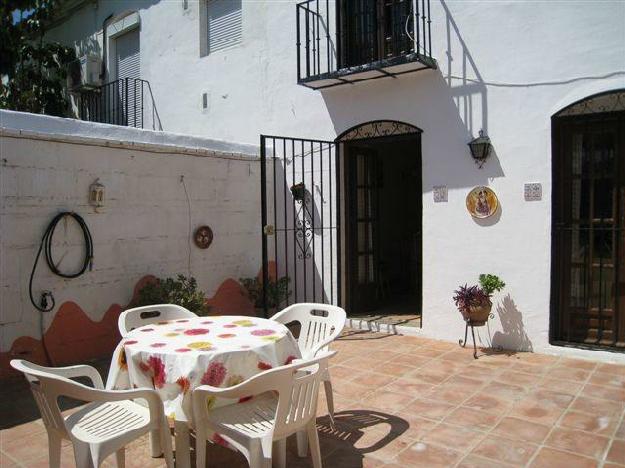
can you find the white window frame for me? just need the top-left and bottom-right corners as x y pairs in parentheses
(199, 0), (242, 58)
(106, 11), (141, 81)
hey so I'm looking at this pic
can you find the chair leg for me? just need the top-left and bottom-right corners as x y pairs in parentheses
(272, 439), (286, 468)
(174, 421), (191, 468)
(251, 439), (272, 468)
(296, 430), (308, 457)
(72, 442), (95, 468)
(323, 379), (335, 426)
(161, 424), (175, 468)
(149, 429), (163, 457)
(115, 448), (125, 468)
(194, 428), (206, 468)
(307, 421), (322, 468)
(47, 431), (62, 468)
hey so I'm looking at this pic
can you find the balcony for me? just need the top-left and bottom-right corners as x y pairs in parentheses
(77, 78), (162, 130)
(296, 0), (437, 90)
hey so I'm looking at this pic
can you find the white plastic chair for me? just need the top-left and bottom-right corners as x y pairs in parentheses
(118, 303), (197, 336)
(192, 351), (336, 468)
(10, 359), (174, 468)
(270, 303), (346, 423)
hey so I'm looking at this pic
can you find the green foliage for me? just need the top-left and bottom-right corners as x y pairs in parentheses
(478, 274), (506, 296)
(239, 276), (291, 309)
(135, 275), (211, 316)
(1, 1), (76, 116)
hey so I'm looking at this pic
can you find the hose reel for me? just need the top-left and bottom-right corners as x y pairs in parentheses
(29, 212), (94, 312)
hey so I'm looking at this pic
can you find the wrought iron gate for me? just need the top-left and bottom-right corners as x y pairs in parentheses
(260, 135), (340, 316)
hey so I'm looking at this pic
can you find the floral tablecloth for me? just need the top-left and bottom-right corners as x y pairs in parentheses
(113, 315), (301, 426)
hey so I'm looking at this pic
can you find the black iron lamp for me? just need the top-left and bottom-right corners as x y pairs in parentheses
(468, 130), (492, 168)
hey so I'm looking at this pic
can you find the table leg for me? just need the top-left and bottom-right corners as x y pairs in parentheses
(149, 430), (163, 457)
(174, 421), (191, 468)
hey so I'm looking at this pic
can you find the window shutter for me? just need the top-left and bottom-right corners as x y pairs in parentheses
(116, 28), (141, 81)
(207, 0), (242, 54)
(115, 28), (141, 126)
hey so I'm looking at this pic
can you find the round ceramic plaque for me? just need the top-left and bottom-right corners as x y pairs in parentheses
(466, 186), (498, 219)
(194, 225), (213, 249)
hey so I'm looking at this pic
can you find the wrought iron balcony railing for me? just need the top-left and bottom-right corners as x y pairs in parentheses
(296, 0), (436, 89)
(77, 78), (162, 130)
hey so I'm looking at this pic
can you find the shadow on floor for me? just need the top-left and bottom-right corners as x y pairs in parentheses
(192, 409), (410, 467)
(337, 329), (401, 341)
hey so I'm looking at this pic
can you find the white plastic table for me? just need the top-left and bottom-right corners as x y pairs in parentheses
(115, 315), (301, 467)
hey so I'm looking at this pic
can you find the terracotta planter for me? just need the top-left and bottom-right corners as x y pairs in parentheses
(463, 299), (492, 326)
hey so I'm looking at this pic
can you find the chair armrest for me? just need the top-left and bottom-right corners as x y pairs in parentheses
(309, 335), (339, 358)
(268, 307), (288, 323)
(38, 364), (104, 389)
(193, 350), (337, 401)
(194, 377), (276, 401)
(57, 383), (165, 418)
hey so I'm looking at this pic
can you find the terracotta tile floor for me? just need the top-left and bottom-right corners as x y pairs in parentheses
(2, 329), (625, 467)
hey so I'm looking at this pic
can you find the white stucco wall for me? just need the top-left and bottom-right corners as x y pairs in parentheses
(36, 0), (625, 361)
(0, 110), (260, 352)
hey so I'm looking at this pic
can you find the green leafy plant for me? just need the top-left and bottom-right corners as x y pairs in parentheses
(453, 274), (505, 322)
(478, 274), (506, 297)
(1, 1), (76, 116)
(239, 276), (291, 309)
(135, 274), (210, 316)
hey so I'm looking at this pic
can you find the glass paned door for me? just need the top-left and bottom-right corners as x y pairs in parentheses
(348, 146), (380, 312)
(553, 113), (625, 349)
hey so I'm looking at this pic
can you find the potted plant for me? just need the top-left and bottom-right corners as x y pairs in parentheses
(135, 274), (211, 316)
(453, 274), (505, 325)
(290, 182), (306, 202)
(239, 276), (291, 316)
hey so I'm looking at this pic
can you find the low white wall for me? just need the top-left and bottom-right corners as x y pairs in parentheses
(0, 110), (261, 352)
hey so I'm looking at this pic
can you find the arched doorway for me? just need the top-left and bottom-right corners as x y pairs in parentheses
(551, 90), (625, 350)
(259, 121), (422, 324)
(337, 121), (422, 319)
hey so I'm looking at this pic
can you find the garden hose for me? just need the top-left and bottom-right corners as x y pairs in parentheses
(29, 211), (94, 312)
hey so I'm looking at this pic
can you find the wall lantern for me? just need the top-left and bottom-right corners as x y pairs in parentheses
(290, 182), (306, 202)
(88, 178), (105, 209)
(468, 130), (492, 168)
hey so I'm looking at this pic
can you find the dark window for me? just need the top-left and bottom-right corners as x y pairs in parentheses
(339, 0), (413, 68)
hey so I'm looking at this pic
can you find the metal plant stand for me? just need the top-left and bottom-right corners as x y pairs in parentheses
(458, 313), (494, 359)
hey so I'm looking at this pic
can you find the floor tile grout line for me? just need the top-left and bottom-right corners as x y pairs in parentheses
(450, 359), (551, 468)
(0, 449), (26, 468)
(384, 344), (549, 466)
(391, 350), (536, 466)
(522, 355), (609, 468)
(605, 409), (625, 466)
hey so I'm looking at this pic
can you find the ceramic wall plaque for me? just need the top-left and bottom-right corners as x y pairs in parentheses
(466, 186), (498, 218)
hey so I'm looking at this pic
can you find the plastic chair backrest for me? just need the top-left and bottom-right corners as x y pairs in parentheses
(193, 351), (335, 440)
(10, 360), (76, 437)
(118, 304), (197, 336)
(273, 352), (334, 439)
(271, 303), (346, 358)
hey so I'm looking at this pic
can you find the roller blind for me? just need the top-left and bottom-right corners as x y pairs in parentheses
(116, 28), (140, 80)
(207, 0), (242, 54)
(115, 28), (141, 126)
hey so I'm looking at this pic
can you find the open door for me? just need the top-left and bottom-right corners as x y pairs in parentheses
(260, 135), (340, 316)
(346, 145), (381, 312)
